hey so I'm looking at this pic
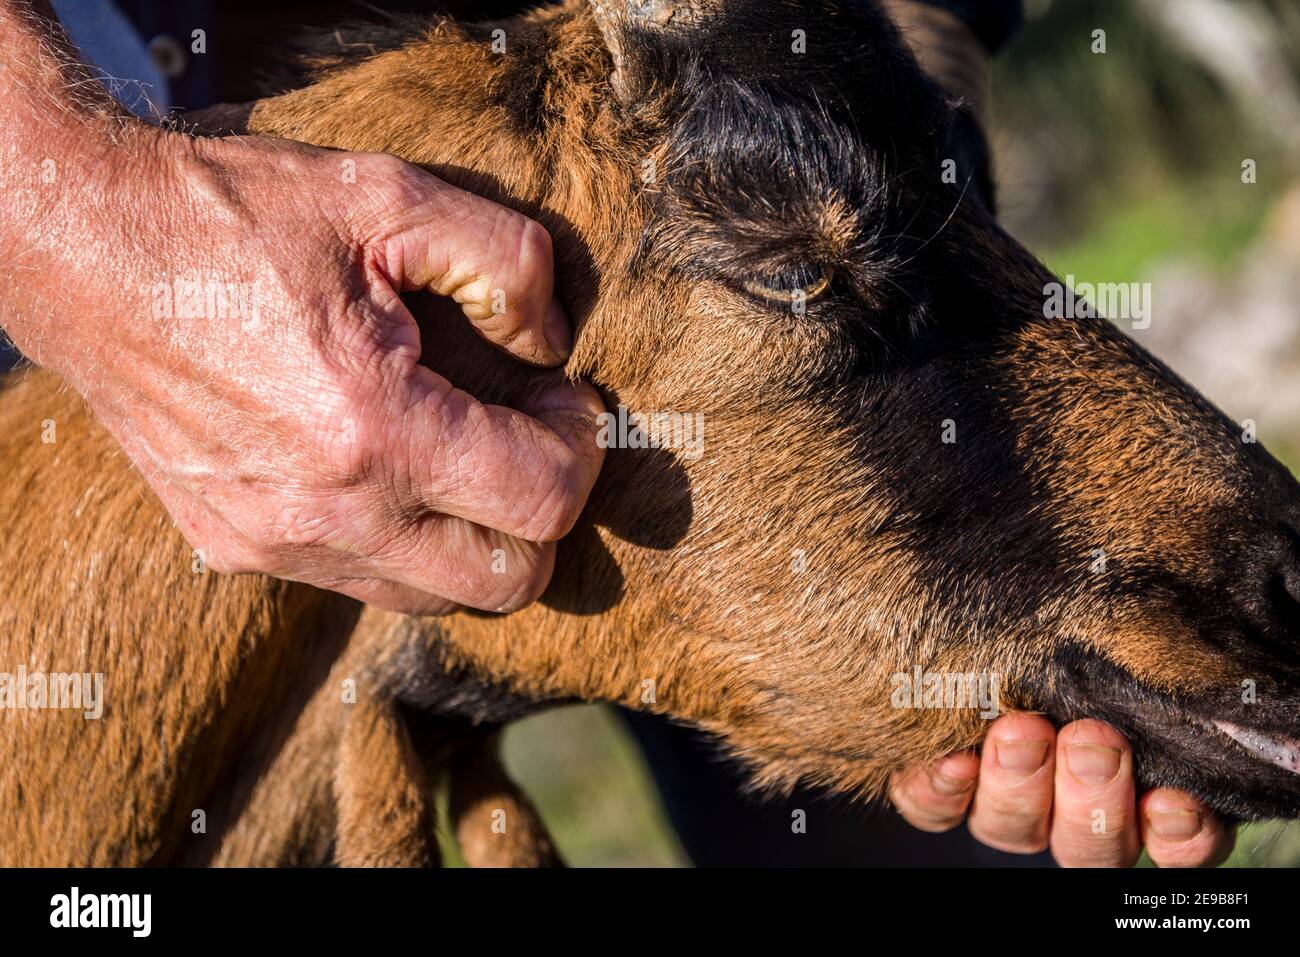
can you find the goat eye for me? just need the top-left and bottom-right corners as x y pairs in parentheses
(741, 264), (833, 307)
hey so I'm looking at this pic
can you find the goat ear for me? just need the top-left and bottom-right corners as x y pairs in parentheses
(588, 0), (716, 102)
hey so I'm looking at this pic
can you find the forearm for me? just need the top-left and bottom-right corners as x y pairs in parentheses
(0, 0), (125, 126)
(0, 0), (167, 368)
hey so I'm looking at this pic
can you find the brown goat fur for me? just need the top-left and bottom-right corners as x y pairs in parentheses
(335, 696), (440, 867)
(5, 0), (1300, 866)
(0, 368), (357, 864)
(449, 731), (563, 868)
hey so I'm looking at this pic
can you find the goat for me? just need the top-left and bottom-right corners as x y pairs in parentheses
(3, 0), (1300, 866)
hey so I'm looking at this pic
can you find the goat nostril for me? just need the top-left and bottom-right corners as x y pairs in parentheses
(1267, 569), (1300, 640)
(1283, 523), (1300, 563)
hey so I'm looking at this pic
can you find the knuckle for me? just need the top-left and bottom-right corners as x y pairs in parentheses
(495, 565), (551, 612)
(202, 538), (273, 576)
(317, 400), (385, 483)
(1051, 816), (1140, 867)
(1148, 846), (1204, 869)
(366, 153), (424, 198)
(969, 819), (1049, 855)
(901, 808), (964, 834)
(484, 542), (553, 612)
(510, 216), (554, 288)
(1051, 840), (1135, 868)
(516, 469), (586, 542)
(342, 153), (441, 232)
(1003, 836), (1051, 855)
(329, 300), (410, 379)
(969, 802), (1050, 852)
(474, 307), (529, 348)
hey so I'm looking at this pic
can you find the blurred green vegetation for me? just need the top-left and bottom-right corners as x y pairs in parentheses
(995, 0), (1298, 254)
(435, 706), (687, 867)
(1038, 189), (1272, 289)
(499, 707), (687, 866)
(444, 0), (1300, 869)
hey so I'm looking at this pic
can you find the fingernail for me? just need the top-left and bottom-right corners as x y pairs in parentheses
(1147, 808), (1202, 842)
(930, 769), (975, 797)
(543, 299), (572, 361)
(994, 739), (1049, 775)
(1065, 743), (1123, 786)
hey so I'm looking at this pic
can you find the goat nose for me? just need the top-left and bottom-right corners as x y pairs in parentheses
(1266, 562), (1300, 638)
(1229, 524), (1300, 646)
(1248, 525), (1300, 654)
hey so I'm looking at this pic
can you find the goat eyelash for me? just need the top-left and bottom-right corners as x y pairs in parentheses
(740, 264), (835, 308)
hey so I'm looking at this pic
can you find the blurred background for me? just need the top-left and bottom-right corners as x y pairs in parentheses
(999, 0), (1300, 868)
(437, 0), (1300, 868)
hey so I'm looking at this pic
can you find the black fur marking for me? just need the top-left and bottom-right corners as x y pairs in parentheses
(463, 14), (564, 136)
(625, 1), (979, 334)
(385, 625), (557, 726)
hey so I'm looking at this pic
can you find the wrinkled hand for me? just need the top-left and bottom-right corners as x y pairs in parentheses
(889, 714), (1237, 867)
(3, 126), (605, 614)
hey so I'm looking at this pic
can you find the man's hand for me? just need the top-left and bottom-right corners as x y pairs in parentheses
(889, 714), (1237, 867)
(1, 34), (604, 614)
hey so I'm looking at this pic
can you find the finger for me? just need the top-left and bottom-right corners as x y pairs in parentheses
(1139, 789), (1236, 868)
(237, 511), (555, 615)
(402, 371), (607, 541)
(370, 178), (571, 366)
(373, 516), (559, 613)
(966, 712), (1056, 854)
(319, 576), (459, 617)
(1049, 719), (1142, 867)
(888, 751), (980, 832)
